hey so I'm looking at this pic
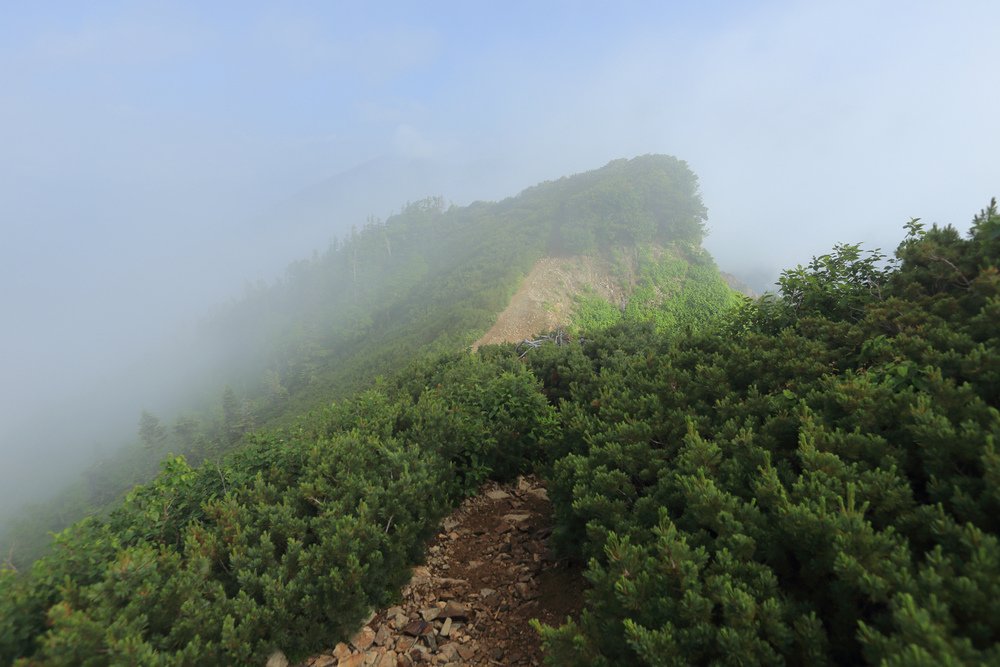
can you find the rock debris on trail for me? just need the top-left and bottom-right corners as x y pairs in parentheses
(302, 476), (582, 667)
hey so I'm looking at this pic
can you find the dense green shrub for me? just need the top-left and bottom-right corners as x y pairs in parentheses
(0, 352), (560, 665)
(6, 167), (997, 666)
(531, 201), (1000, 665)
(0, 155), (711, 571)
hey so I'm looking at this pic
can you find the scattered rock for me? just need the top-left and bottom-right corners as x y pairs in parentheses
(528, 487), (549, 501)
(373, 624), (391, 647)
(266, 650), (289, 667)
(438, 644), (459, 662)
(350, 627), (375, 652)
(402, 620), (433, 637)
(439, 602), (471, 621)
(514, 582), (539, 600)
(305, 476), (582, 667)
(375, 650), (396, 667)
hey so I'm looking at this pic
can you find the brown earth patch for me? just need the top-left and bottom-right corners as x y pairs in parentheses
(472, 256), (625, 349)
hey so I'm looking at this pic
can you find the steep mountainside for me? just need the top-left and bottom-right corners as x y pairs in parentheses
(474, 242), (741, 349)
(473, 255), (624, 348)
(0, 155), (735, 570)
(204, 154), (720, 419)
(3, 165), (998, 664)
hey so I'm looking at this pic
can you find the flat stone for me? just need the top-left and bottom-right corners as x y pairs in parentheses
(486, 489), (510, 500)
(374, 624), (392, 647)
(514, 581), (539, 600)
(266, 651), (289, 667)
(337, 655), (365, 667)
(333, 643), (353, 659)
(528, 487), (549, 500)
(420, 607), (440, 622)
(395, 635), (416, 652)
(440, 602), (471, 621)
(375, 650), (396, 667)
(313, 656), (337, 667)
(456, 644), (476, 661)
(403, 619), (434, 637)
(503, 513), (531, 523)
(439, 617), (452, 637)
(436, 577), (468, 588)
(351, 627), (376, 651)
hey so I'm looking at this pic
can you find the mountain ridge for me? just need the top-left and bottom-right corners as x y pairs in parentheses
(3, 165), (998, 666)
(0, 154), (729, 569)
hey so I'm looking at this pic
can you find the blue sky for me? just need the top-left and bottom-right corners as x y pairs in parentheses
(2, 1), (999, 507)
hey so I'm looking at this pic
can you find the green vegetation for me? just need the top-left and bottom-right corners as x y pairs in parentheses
(0, 155), (709, 569)
(530, 203), (1000, 665)
(0, 355), (556, 665)
(570, 244), (742, 335)
(5, 157), (995, 665)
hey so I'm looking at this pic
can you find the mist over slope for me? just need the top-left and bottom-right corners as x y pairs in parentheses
(0, 155), (737, 567)
(6, 2), (999, 536)
(0, 152), (556, 526)
(3, 191), (997, 665)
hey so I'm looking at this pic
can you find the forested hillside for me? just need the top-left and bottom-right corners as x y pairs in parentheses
(0, 155), (727, 569)
(5, 158), (995, 665)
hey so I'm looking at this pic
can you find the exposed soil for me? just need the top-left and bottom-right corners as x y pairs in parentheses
(302, 476), (583, 667)
(472, 256), (625, 349)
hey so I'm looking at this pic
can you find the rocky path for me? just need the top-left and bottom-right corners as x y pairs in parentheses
(302, 476), (582, 667)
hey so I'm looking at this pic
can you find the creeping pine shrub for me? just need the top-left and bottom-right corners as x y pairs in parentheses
(10, 433), (444, 665)
(0, 352), (558, 666)
(533, 204), (1000, 665)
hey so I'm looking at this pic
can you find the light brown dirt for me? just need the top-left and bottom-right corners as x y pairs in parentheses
(472, 256), (625, 349)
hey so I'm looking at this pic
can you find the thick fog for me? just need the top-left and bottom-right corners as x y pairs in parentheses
(2, 2), (999, 519)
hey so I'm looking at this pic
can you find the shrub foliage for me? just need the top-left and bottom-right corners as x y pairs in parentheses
(530, 202), (1000, 665)
(3, 179), (998, 664)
